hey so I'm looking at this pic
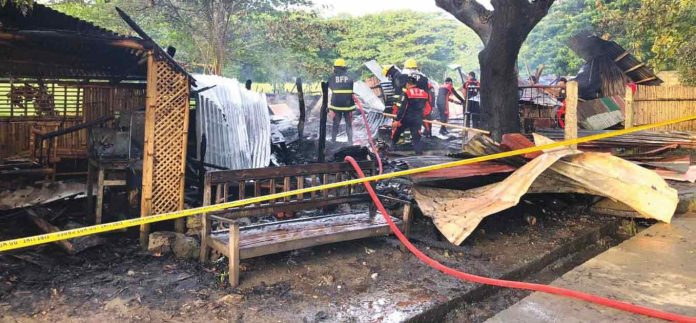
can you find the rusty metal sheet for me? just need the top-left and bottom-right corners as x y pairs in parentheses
(410, 163), (516, 181)
(654, 166), (696, 183)
(414, 134), (678, 245)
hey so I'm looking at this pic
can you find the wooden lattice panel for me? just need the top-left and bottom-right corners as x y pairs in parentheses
(141, 53), (190, 244)
(151, 60), (189, 214)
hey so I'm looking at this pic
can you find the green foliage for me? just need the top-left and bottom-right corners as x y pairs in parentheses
(1, 0), (33, 10)
(47, 2), (483, 84)
(522, 0), (696, 83)
(520, 0), (590, 77)
(677, 36), (696, 86)
(333, 11), (481, 81)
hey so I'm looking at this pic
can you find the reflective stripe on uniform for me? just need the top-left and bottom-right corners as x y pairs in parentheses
(329, 105), (356, 111)
(332, 90), (353, 94)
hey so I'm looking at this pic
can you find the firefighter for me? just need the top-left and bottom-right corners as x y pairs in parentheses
(436, 77), (465, 135)
(402, 59), (435, 137)
(464, 71), (481, 128)
(392, 74), (428, 155)
(328, 58), (355, 145)
(382, 64), (406, 115)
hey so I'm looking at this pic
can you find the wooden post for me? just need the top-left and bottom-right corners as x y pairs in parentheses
(199, 177), (212, 262)
(463, 88), (470, 128)
(229, 223), (240, 287)
(140, 51), (157, 249)
(86, 160), (94, 221)
(296, 77), (306, 145)
(318, 82), (329, 163)
(564, 81), (578, 150)
(624, 85), (634, 129)
(176, 73), (191, 234)
(402, 203), (412, 238)
(95, 167), (105, 224)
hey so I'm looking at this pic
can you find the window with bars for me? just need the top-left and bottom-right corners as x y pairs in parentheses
(0, 82), (83, 119)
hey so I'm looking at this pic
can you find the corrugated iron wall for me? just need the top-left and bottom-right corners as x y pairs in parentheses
(632, 85), (696, 131)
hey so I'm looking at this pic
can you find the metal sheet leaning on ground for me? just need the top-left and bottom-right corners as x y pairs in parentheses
(1, 114), (696, 253)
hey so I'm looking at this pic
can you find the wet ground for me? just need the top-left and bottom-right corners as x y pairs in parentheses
(0, 204), (628, 322)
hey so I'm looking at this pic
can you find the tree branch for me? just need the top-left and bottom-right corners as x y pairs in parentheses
(435, 0), (493, 44)
(528, 0), (556, 27)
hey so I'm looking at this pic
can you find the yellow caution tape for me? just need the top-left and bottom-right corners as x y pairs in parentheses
(2, 115), (696, 252)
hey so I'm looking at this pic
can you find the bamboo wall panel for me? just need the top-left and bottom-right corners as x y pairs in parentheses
(632, 85), (696, 131)
(0, 83), (145, 159)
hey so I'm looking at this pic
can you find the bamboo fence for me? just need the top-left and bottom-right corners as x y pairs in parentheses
(630, 85), (696, 131)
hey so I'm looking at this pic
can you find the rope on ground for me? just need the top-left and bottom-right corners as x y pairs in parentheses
(344, 156), (696, 323)
(1, 115), (696, 252)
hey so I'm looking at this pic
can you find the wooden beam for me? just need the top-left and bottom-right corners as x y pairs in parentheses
(26, 208), (102, 254)
(624, 85), (634, 129)
(318, 82), (329, 163)
(296, 77), (306, 145)
(229, 223), (240, 287)
(176, 73), (191, 234)
(140, 51), (157, 249)
(624, 63), (645, 74)
(614, 52), (629, 62)
(564, 81), (579, 150)
(636, 76), (658, 84)
(0, 31), (148, 50)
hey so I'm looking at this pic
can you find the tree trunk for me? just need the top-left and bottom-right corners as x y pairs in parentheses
(436, 0), (555, 141)
(213, 43), (225, 76)
(479, 47), (521, 141)
(478, 7), (531, 141)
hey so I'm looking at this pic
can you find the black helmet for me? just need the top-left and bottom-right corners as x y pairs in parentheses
(407, 73), (419, 84)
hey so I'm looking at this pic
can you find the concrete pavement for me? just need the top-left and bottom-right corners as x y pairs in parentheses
(488, 214), (696, 322)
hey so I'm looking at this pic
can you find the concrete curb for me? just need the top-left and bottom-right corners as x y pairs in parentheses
(407, 219), (621, 322)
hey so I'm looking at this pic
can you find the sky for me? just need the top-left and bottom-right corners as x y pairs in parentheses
(314, 0), (493, 17)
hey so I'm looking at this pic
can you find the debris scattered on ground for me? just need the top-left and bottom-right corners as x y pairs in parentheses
(0, 182), (85, 211)
(26, 207), (104, 254)
(147, 232), (200, 258)
(173, 235), (200, 259)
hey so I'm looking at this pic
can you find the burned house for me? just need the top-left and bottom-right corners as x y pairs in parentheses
(567, 33), (663, 130)
(0, 3), (192, 246)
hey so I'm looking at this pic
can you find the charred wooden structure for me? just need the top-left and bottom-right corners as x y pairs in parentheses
(0, 2), (192, 246)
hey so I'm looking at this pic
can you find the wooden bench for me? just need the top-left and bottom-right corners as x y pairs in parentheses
(199, 161), (412, 286)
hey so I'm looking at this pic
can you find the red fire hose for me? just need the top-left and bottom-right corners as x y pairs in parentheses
(344, 156), (696, 323)
(353, 95), (383, 175)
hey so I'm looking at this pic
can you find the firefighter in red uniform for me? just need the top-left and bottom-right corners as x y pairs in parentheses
(403, 58), (435, 137)
(384, 59), (435, 137)
(392, 74), (428, 155)
(436, 77), (465, 135)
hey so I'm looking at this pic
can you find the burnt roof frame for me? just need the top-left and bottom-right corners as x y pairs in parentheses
(0, 1), (193, 84)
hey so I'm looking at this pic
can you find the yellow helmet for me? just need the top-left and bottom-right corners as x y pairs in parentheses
(404, 58), (417, 69)
(382, 65), (392, 77)
(334, 58), (346, 67)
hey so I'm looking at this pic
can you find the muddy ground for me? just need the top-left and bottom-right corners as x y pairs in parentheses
(0, 201), (633, 323)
